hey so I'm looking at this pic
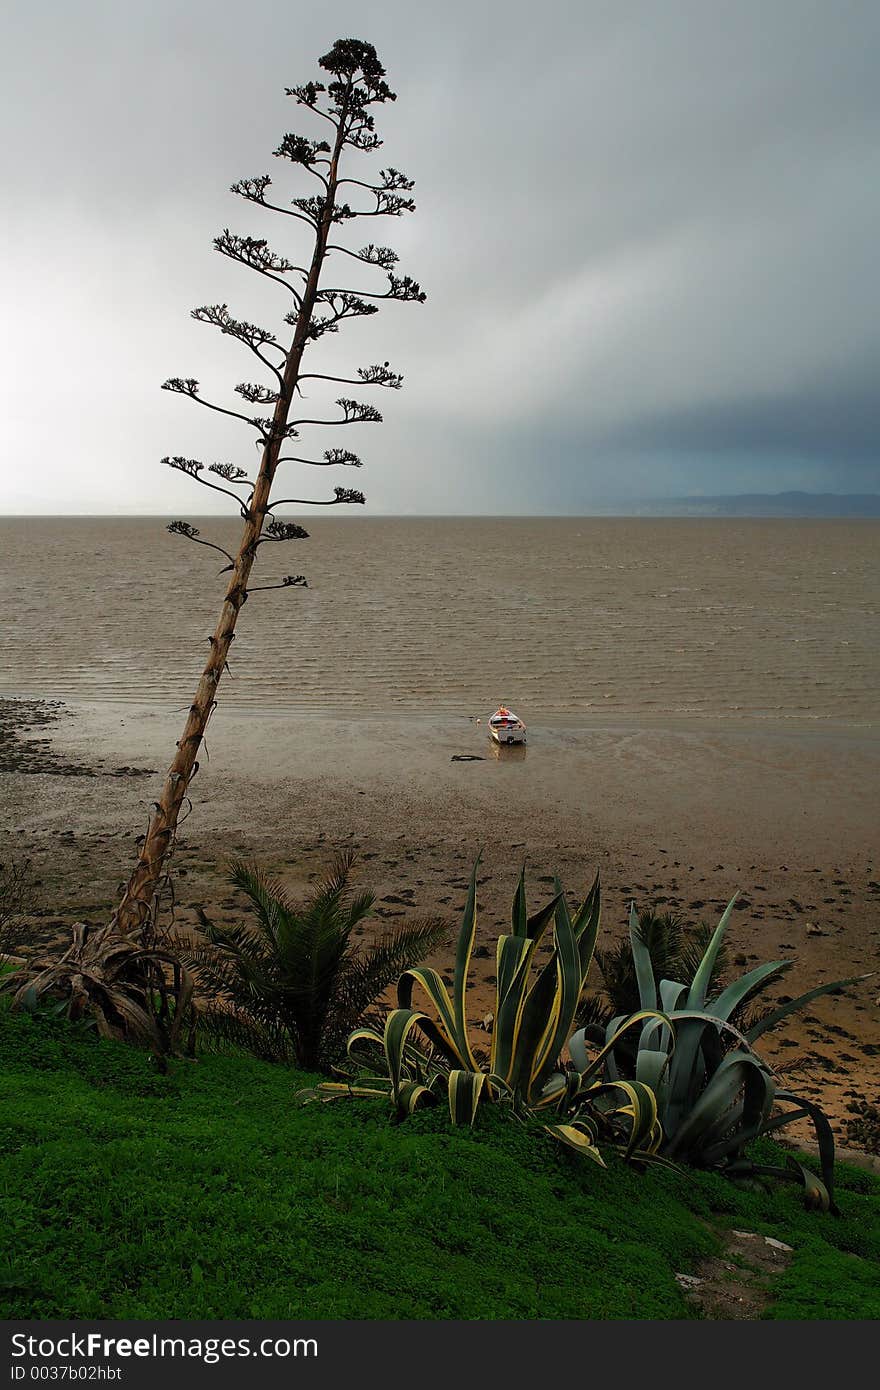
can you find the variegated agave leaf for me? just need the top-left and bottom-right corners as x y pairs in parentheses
(397, 860), (482, 1071)
(304, 862), (668, 1169)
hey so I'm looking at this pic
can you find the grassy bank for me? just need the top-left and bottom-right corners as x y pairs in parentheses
(1, 1010), (877, 1320)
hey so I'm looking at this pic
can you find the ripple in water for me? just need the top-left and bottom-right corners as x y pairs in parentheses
(0, 517), (877, 726)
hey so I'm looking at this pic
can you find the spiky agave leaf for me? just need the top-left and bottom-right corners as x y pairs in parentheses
(301, 1014), (451, 1116)
(663, 1049), (775, 1162)
(686, 893), (740, 1009)
(569, 1008), (674, 1078)
(491, 873), (602, 1103)
(590, 1078), (664, 1158)
(531, 882), (602, 1092)
(578, 892), (866, 1207)
(755, 1089), (841, 1213)
(745, 974), (870, 1044)
(490, 893), (561, 1089)
(447, 1069), (488, 1125)
(636, 909), (685, 983)
(541, 1069), (665, 1164)
(676, 917), (731, 989)
(707, 959), (792, 1021)
(587, 905), (726, 1025)
(545, 1118), (606, 1166)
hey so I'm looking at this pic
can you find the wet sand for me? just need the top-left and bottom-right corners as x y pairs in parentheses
(1, 697), (878, 1144)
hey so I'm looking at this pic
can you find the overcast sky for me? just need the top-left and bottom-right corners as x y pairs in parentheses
(2, 0), (878, 514)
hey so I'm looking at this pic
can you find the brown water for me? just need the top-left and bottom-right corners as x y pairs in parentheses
(0, 517), (877, 724)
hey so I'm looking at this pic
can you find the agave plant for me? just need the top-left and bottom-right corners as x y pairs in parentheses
(185, 851), (449, 1072)
(3, 922), (192, 1059)
(569, 896), (865, 1210)
(577, 907), (727, 1038)
(302, 863), (666, 1165)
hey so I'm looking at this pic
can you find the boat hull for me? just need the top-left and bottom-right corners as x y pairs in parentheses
(489, 726), (526, 745)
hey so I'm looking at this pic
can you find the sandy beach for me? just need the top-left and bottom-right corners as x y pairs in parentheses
(2, 695), (877, 1143)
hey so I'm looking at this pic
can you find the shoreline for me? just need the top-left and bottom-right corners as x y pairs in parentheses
(2, 695), (878, 1147)
(1, 690), (877, 737)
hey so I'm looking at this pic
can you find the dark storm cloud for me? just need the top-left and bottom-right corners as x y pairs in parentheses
(1, 0), (878, 512)
(609, 365), (880, 466)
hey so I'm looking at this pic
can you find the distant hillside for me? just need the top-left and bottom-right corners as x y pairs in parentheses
(634, 492), (880, 518)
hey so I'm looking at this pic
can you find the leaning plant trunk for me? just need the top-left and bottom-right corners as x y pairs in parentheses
(113, 118), (349, 935)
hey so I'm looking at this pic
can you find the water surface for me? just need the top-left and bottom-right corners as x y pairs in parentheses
(1, 517), (876, 725)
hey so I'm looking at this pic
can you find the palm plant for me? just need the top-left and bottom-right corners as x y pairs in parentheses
(302, 863), (666, 1166)
(569, 897), (865, 1210)
(185, 851), (448, 1071)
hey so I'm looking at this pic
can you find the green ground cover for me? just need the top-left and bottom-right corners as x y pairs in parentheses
(1, 1010), (877, 1320)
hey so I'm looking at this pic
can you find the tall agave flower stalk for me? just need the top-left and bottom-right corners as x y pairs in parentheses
(111, 38), (424, 936)
(5, 40), (424, 1047)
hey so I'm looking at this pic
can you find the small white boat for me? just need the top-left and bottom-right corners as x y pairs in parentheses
(488, 705), (527, 745)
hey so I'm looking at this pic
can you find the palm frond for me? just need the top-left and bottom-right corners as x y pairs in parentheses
(186, 853), (443, 1073)
(635, 909), (685, 983)
(204, 919), (274, 962)
(310, 849), (357, 918)
(335, 918), (450, 1041)
(194, 1000), (291, 1062)
(343, 889), (376, 930)
(574, 991), (614, 1040)
(227, 860), (294, 944)
(595, 940), (642, 1018)
(679, 920), (730, 991)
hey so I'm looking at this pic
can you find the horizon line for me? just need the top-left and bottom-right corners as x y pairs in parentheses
(3, 510), (880, 522)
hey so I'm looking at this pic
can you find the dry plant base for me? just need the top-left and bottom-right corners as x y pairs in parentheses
(8, 921), (193, 1059)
